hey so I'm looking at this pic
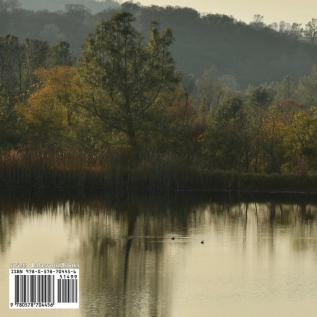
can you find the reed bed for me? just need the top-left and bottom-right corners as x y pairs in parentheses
(1, 150), (317, 194)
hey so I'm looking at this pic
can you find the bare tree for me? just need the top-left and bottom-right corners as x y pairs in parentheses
(304, 18), (317, 43)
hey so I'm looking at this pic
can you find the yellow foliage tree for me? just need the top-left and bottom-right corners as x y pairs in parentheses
(18, 66), (77, 149)
(284, 110), (317, 173)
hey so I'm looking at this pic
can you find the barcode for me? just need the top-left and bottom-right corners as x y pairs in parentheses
(9, 268), (79, 309)
(57, 279), (78, 303)
(15, 275), (54, 304)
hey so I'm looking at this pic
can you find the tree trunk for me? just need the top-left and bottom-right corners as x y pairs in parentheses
(127, 128), (139, 168)
(128, 129), (137, 149)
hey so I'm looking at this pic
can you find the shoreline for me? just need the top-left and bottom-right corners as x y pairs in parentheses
(0, 167), (317, 199)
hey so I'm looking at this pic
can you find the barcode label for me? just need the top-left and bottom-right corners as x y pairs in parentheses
(9, 268), (79, 309)
(57, 278), (78, 303)
(14, 275), (55, 304)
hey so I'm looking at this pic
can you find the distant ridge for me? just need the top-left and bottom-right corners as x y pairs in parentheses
(19, 0), (119, 13)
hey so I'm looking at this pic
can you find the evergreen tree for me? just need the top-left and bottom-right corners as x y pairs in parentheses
(79, 12), (178, 151)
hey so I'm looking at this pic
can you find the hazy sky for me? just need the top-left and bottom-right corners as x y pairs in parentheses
(137, 0), (316, 24)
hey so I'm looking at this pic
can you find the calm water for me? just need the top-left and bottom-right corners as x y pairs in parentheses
(1, 196), (317, 317)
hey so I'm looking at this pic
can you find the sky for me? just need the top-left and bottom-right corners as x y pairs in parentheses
(136, 0), (317, 24)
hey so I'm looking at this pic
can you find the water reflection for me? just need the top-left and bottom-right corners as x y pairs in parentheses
(1, 196), (317, 317)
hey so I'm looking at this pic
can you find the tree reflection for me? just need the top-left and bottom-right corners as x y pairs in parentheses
(1, 195), (317, 317)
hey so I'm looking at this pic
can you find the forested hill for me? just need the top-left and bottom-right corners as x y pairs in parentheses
(1, 0), (317, 86)
(126, 4), (317, 86)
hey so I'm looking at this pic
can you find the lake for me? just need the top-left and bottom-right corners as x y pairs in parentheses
(1, 194), (317, 317)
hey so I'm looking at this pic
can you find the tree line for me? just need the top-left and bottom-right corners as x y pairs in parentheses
(2, 1), (317, 86)
(1, 12), (317, 176)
